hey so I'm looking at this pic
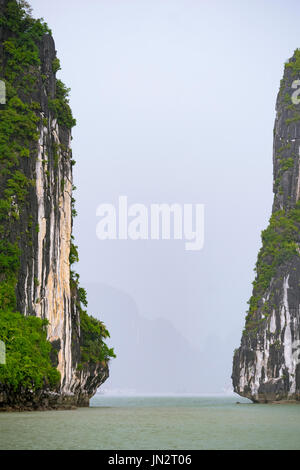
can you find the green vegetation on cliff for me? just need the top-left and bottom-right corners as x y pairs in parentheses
(285, 48), (300, 75)
(245, 202), (300, 333)
(0, 311), (60, 390)
(79, 310), (115, 365)
(48, 79), (76, 129)
(0, 0), (114, 394)
(70, 263), (116, 366)
(0, 0), (61, 392)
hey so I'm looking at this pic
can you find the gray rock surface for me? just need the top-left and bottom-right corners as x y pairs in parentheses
(232, 50), (300, 403)
(0, 0), (108, 410)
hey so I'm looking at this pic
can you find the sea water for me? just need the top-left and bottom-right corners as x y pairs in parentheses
(0, 395), (300, 450)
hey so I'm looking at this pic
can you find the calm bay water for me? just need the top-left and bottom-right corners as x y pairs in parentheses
(1, 395), (300, 450)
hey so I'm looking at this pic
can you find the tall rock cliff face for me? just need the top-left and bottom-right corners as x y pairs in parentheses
(233, 50), (300, 403)
(0, 0), (112, 410)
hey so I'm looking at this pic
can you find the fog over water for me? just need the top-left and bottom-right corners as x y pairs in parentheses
(30, 0), (300, 393)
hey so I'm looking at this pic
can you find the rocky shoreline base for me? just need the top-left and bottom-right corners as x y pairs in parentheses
(0, 386), (91, 412)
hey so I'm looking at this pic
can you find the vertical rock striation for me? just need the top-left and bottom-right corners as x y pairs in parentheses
(0, 0), (112, 410)
(233, 50), (300, 403)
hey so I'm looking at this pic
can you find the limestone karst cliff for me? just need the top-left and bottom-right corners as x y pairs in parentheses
(232, 50), (300, 403)
(0, 0), (114, 410)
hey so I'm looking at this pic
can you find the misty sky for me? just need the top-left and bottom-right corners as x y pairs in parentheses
(29, 0), (300, 393)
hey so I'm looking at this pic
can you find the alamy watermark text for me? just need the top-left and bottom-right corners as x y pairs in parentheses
(96, 196), (204, 251)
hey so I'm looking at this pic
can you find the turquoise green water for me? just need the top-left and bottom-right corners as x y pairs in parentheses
(1, 395), (300, 450)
